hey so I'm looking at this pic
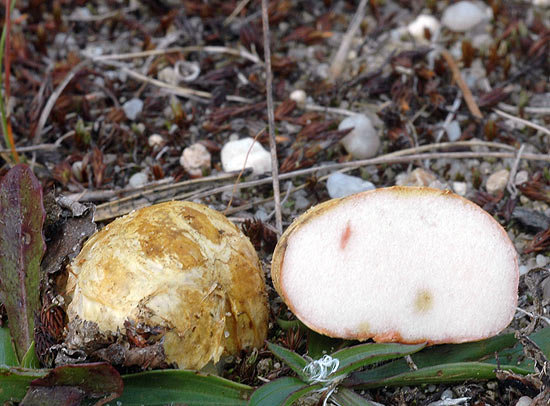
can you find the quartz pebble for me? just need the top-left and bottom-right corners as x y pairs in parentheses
(515, 170), (529, 185)
(441, 1), (489, 32)
(289, 89), (307, 106)
(148, 134), (164, 148)
(396, 168), (437, 187)
(536, 254), (548, 267)
(515, 397), (532, 406)
(445, 120), (461, 142)
(452, 181), (467, 196)
(122, 98), (144, 121)
(326, 172), (375, 199)
(407, 14), (440, 42)
(486, 169), (509, 194)
(180, 143), (211, 177)
(221, 137), (271, 175)
(338, 114), (380, 159)
(129, 172), (148, 188)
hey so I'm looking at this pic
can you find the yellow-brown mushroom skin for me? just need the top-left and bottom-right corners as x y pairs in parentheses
(64, 201), (268, 370)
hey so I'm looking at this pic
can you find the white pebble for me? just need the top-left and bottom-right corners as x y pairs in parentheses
(486, 169), (509, 194)
(158, 67), (180, 86)
(128, 172), (148, 188)
(221, 137), (272, 175)
(122, 98), (143, 121)
(407, 14), (440, 42)
(338, 114), (380, 159)
(290, 89), (307, 106)
(514, 170), (529, 185)
(441, 1), (490, 32)
(536, 254), (548, 267)
(180, 143), (211, 177)
(71, 161), (84, 182)
(515, 397), (532, 406)
(452, 182), (467, 196)
(445, 120), (461, 142)
(326, 172), (375, 199)
(396, 168), (437, 187)
(148, 134), (164, 148)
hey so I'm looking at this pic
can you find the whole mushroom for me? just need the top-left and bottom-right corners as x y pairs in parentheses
(64, 201), (269, 370)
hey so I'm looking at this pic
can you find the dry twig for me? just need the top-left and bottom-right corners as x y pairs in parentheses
(440, 50), (483, 119)
(261, 0), (282, 235)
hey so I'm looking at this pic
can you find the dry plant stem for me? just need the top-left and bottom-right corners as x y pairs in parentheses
(261, 0), (282, 235)
(91, 45), (262, 66)
(66, 5), (137, 22)
(493, 108), (550, 137)
(34, 59), (91, 143)
(440, 50), (483, 119)
(329, 0), (368, 81)
(223, 0), (251, 26)
(498, 102), (550, 115)
(506, 144), (525, 198)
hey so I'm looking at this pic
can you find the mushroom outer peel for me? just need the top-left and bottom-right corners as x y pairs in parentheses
(272, 186), (519, 344)
(64, 201), (269, 370)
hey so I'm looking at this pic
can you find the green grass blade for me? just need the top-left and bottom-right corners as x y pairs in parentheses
(267, 341), (308, 380)
(118, 369), (253, 405)
(331, 387), (379, 406)
(0, 326), (18, 366)
(330, 342), (426, 378)
(20, 341), (40, 369)
(248, 377), (321, 406)
(345, 361), (532, 389)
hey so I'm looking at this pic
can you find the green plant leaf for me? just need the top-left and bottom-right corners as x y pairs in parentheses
(330, 342), (426, 378)
(0, 365), (48, 403)
(20, 341), (40, 369)
(345, 361), (531, 389)
(248, 377), (321, 406)
(0, 164), (46, 361)
(21, 362), (123, 406)
(118, 369), (253, 405)
(0, 325), (18, 366)
(307, 329), (348, 360)
(331, 387), (378, 406)
(266, 341), (308, 380)
(346, 329), (550, 388)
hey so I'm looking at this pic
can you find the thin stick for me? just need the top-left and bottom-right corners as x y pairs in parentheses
(506, 144), (525, 198)
(34, 59), (91, 143)
(493, 108), (550, 136)
(223, 0), (251, 26)
(329, 0), (367, 81)
(440, 50), (483, 119)
(498, 102), (550, 115)
(261, 0), (282, 235)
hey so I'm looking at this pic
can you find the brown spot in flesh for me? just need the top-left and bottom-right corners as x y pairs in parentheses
(414, 289), (433, 313)
(340, 222), (352, 250)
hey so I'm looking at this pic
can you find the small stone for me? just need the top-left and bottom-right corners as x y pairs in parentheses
(486, 169), (509, 194)
(128, 172), (148, 188)
(326, 172), (375, 199)
(515, 170), (529, 185)
(515, 396), (532, 406)
(220, 137), (272, 175)
(452, 181), (467, 196)
(148, 134), (164, 148)
(441, 389), (454, 400)
(536, 254), (548, 267)
(445, 120), (461, 142)
(158, 67), (179, 85)
(180, 143), (211, 177)
(441, 1), (490, 32)
(407, 14), (440, 42)
(122, 98), (143, 121)
(293, 190), (311, 210)
(512, 207), (550, 231)
(289, 89), (307, 107)
(338, 114), (380, 159)
(396, 168), (437, 187)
